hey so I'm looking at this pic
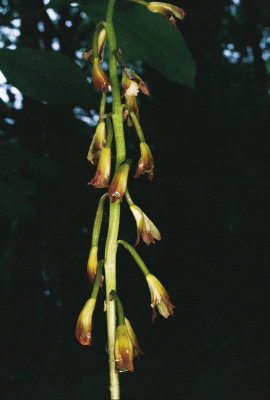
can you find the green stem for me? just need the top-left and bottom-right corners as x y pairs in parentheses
(106, 115), (114, 148)
(125, 188), (134, 206)
(91, 260), (104, 298)
(118, 240), (150, 276)
(123, 106), (146, 142)
(99, 92), (107, 116)
(92, 193), (107, 247)
(110, 291), (125, 325)
(104, 0), (126, 399)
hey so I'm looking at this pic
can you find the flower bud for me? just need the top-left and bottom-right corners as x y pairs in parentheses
(88, 147), (111, 188)
(87, 120), (106, 165)
(75, 297), (96, 345)
(92, 57), (111, 92)
(108, 160), (131, 202)
(134, 142), (154, 180)
(87, 246), (98, 283)
(147, 2), (186, 26)
(130, 204), (161, 245)
(146, 274), (175, 321)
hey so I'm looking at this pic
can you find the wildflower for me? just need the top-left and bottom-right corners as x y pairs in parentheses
(75, 297), (96, 345)
(108, 160), (131, 202)
(122, 68), (150, 97)
(125, 318), (144, 358)
(134, 142), (154, 180)
(123, 94), (139, 127)
(146, 274), (175, 321)
(147, 2), (186, 26)
(87, 120), (106, 165)
(87, 246), (98, 283)
(82, 27), (107, 63)
(92, 57), (111, 92)
(88, 147), (111, 188)
(130, 204), (161, 245)
(115, 324), (134, 372)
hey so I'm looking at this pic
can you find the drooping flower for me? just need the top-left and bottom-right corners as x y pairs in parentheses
(130, 204), (161, 246)
(87, 120), (106, 165)
(124, 318), (144, 358)
(92, 57), (111, 92)
(122, 68), (150, 97)
(87, 246), (98, 283)
(146, 274), (175, 321)
(82, 27), (107, 63)
(123, 94), (139, 127)
(115, 324), (134, 372)
(88, 147), (111, 188)
(134, 142), (154, 180)
(108, 160), (131, 202)
(147, 2), (186, 26)
(75, 297), (96, 345)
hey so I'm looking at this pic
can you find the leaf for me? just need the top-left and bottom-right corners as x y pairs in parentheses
(0, 48), (93, 107)
(49, 0), (196, 88)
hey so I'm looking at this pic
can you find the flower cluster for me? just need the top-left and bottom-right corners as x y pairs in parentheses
(76, 0), (181, 380)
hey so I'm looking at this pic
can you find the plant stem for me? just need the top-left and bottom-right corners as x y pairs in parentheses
(91, 260), (104, 298)
(118, 240), (151, 276)
(104, 0), (126, 398)
(92, 193), (107, 247)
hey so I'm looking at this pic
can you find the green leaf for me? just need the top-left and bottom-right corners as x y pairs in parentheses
(0, 48), (93, 107)
(49, 0), (196, 88)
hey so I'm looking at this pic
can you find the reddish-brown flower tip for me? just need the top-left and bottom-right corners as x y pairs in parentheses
(108, 160), (131, 202)
(130, 205), (161, 246)
(75, 297), (96, 345)
(87, 120), (106, 165)
(134, 142), (154, 180)
(147, 2), (186, 26)
(115, 324), (134, 372)
(123, 95), (139, 127)
(92, 57), (111, 92)
(88, 147), (111, 188)
(146, 274), (175, 321)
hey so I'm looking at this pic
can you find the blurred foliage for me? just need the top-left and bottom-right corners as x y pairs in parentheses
(0, 0), (270, 399)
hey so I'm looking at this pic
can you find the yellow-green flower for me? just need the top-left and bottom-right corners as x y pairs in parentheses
(130, 204), (161, 245)
(123, 94), (139, 127)
(146, 274), (175, 321)
(108, 160), (131, 202)
(122, 68), (150, 97)
(87, 120), (106, 165)
(88, 147), (111, 188)
(92, 57), (111, 92)
(134, 142), (154, 180)
(115, 319), (143, 372)
(147, 2), (186, 26)
(75, 297), (96, 345)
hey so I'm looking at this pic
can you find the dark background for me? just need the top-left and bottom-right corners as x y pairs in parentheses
(1, 0), (270, 399)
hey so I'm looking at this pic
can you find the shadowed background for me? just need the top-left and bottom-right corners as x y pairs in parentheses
(0, 0), (270, 399)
